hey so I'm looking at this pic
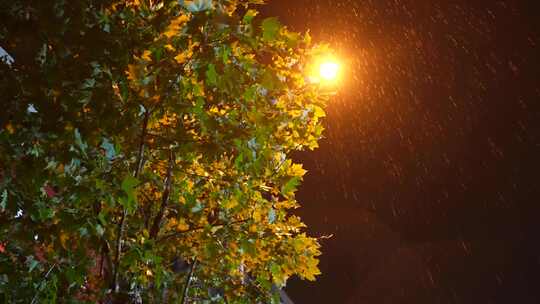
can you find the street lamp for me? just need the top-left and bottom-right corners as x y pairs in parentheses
(319, 60), (340, 82)
(308, 55), (342, 86)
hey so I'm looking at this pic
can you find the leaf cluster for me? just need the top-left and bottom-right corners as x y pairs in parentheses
(0, 0), (330, 303)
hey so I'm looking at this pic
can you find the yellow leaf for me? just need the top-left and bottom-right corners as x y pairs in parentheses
(253, 209), (262, 222)
(313, 105), (326, 118)
(174, 52), (188, 64)
(59, 232), (68, 249)
(126, 64), (138, 82)
(177, 218), (190, 231)
(4, 123), (15, 134)
(164, 44), (176, 51)
(222, 197), (238, 210)
(141, 50), (152, 61)
(249, 224), (257, 233)
(163, 14), (190, 38)
(150, 95), (160, 103)
(288, 163), (307, 177)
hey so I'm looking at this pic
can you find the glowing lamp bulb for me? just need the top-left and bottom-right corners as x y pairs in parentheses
(319, 61), (340, 81)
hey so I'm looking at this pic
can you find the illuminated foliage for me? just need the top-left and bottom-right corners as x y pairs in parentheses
(0, 0), (330, 302)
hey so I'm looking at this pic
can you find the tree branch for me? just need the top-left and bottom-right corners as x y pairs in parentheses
(158, 219), (249, 242)
(112, 109), (149, 292)
(30, 263), (56, 304)
(149, 149), (174, 239)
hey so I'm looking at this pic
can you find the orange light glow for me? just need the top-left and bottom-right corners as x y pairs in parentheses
(319, 61), (340, 81)
(309, 56), (342, 85)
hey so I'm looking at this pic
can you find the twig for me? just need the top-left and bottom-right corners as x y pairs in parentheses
(180, 260), (198, 304)
(30, 263), (57, 304)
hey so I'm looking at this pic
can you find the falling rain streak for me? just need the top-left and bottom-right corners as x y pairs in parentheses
(262, 1), (540, 303)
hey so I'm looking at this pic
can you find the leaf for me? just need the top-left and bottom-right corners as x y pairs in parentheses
(281, 177), (300, 196)
(27, 104), (38, 113)
(261, 18), (281, 42)
(284, 31), (301, 47)
(163, 14), (190, 38)
(182, 0), (213, 12)
(26, 256), (39, 272)
(234, 152), (244, 170)
(268, 208), (276, 224)
(221, 46), (231, 64)
(191, 200), (203, 213)
(261, 70), (278, 90)
(141, 50), (152, 61)
(270, 262), (284, 286)
(0, 46), (14, 66)
(174, 52), (188, 64)
(118, 196), (135, 214)
(100, 138), (116, 160)
(121, 176), (139, 212)
(95, 224), (105, 236)
(121, 176), (139, 195)
(177, 218), (189, 231)
(243, 9), (258, 24)
(44, 185), (56, 198)
(0, 189), (6, 211)
(74, 129), (87, 154)
(81, 78), (96, 89)
(288, 163), (307, 177)
(243, 86), (257, 102)
(240, 239), (256, 256)
(222, 197), (238, 210)
(313, 105), (326, 118)
(206, 64), (218, 86)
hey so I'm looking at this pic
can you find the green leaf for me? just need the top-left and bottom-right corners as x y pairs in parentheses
(268, 208), (276, 224)
(26, 256), (39, 273)
(261, 18), (281, 42)
(243, 9), (258, 24)
(121, 176), (139, 195)
(74, 129), (87, 154)
(234, 152), (244, 170)
(100, 138), (116, 160)
(97, 212), (107, 225)
(240, 239), (256, 256)
(79, 227), (89, 237)
(95, 224), (105, 237)
(284, 31), (301, 48)
(118, 196), (135, 214)
(206, 64), (218, 86)
(182, 0), (213, 12)
(269, 262), (282, 282)
(243, 86), (257, 102)
(38, 206), (54, 220)
(81, 78), (96, 89)
(0, 189), (6, 211)
(281, 177), (300, 195)
(79, 90), (92, 105)
(261, 70), (277, 90)
(121, 176), (139, 212)
(191, 200), (204, 213)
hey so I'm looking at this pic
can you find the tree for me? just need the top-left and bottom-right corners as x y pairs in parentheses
(0, 0), (331, 302)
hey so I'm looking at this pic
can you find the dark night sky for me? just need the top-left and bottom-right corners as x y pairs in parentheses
(261, 1), (540, 303)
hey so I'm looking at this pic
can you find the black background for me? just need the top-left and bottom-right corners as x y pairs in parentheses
(261, 1), (540, 303)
